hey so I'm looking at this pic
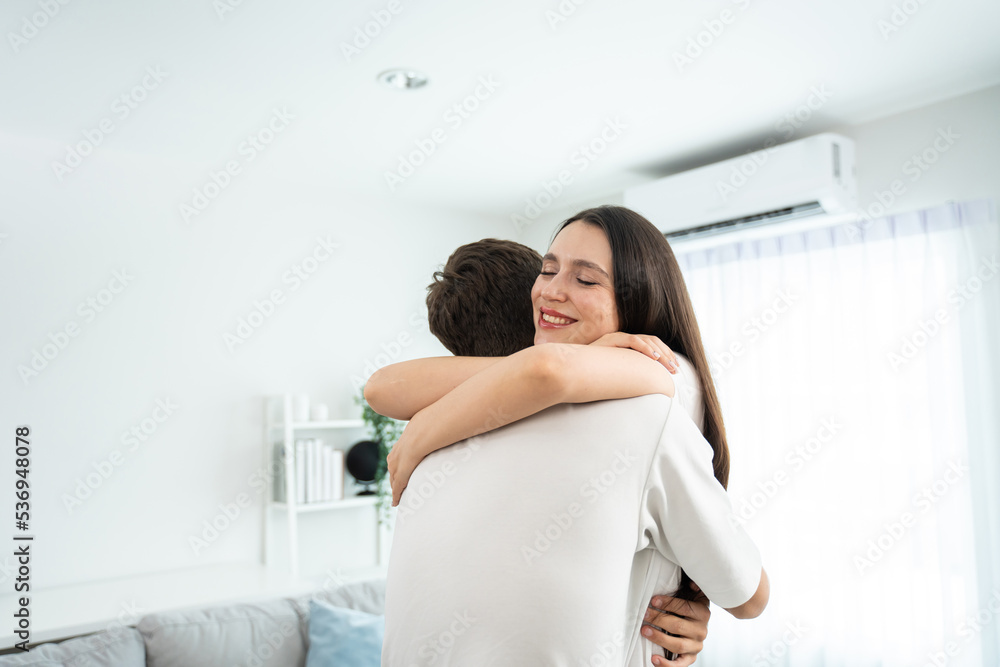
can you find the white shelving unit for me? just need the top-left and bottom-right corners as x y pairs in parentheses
(263, 394), (385, 577)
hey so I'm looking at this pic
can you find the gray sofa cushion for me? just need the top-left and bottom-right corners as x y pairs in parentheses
(292, 578), (386, 621)
(0, 627), (145, 666)
(137, 598), (306, 667)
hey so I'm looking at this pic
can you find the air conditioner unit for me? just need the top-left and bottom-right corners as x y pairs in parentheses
(624, 133), (857, 242)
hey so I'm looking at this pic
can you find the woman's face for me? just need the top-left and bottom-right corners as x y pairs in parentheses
(531, 221), (619, 345)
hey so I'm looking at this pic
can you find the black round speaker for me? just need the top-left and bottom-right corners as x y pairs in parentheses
(345, 440), (380, 494)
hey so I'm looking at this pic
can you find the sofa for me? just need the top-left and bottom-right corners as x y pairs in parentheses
(0, 577), (386, 667)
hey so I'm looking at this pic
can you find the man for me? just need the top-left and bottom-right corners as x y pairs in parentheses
(378, 239), (765, 666)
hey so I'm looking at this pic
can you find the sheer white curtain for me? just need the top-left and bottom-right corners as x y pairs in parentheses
(672, 200), (1000, 667)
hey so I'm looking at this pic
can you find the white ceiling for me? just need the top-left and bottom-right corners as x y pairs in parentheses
(3, 0), (999, 219)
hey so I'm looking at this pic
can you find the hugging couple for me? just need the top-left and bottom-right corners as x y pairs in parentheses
(365, 205), (769, 666)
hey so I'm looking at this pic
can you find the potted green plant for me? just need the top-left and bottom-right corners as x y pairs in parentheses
(355, 389), (404, 523)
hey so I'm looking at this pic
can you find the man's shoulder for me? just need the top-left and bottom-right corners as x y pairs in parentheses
(542, 393), (671, 419)
(441, 396), (675, 457)
(494, 395), (673, 442)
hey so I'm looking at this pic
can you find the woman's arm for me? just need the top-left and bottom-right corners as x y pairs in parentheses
(388, 342), (675, 504)
(364, 332), (679, 421)
(363, 356), (501, 421)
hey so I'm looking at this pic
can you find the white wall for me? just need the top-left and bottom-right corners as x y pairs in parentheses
(838, 84), (1000, 220)
(0, 134), (507, 589)
(516, 83), (1000, 253)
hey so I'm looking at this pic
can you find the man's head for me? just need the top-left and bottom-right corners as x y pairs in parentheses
(426, 238), (542, 357)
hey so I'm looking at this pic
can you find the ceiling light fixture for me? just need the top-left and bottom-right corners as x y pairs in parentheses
(377, 69), (429, 90)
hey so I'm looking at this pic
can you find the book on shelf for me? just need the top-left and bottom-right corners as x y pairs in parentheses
(321, 446), (331, 501)
(272, 442), (286, 503)
(308, 439), (319, 503)
(330, 447), (344, 500)
(272, 438), (346, 504)
(296, 440), (307, 504)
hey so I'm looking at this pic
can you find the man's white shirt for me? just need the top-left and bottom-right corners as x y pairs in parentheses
(382, 355), (760, 666)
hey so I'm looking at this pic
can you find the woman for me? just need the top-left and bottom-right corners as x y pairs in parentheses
(368, 206), (768, 664)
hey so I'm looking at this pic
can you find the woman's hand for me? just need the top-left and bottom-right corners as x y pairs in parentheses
(590, 332), (679, 373)
(386, 420), (423, 507)
(641, 584), (711, 666)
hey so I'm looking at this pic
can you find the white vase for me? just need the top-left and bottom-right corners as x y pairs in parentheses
(310, 404), (329, 421)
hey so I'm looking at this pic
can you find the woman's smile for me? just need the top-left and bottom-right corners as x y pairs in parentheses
(538, 307), (577, 328)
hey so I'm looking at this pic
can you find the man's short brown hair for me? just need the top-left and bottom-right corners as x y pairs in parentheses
(426, 239), (542, 357)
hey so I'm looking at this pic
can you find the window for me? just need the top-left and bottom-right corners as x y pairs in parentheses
(674, 200), (1000, 667)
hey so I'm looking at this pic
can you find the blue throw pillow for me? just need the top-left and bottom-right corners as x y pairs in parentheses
(306, 599), (384, 667)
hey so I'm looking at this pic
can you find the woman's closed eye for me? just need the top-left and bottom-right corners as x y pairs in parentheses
(539, 270), (598, 286)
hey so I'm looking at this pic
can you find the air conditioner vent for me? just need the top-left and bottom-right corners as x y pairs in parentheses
(665, 202), (825, 241)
